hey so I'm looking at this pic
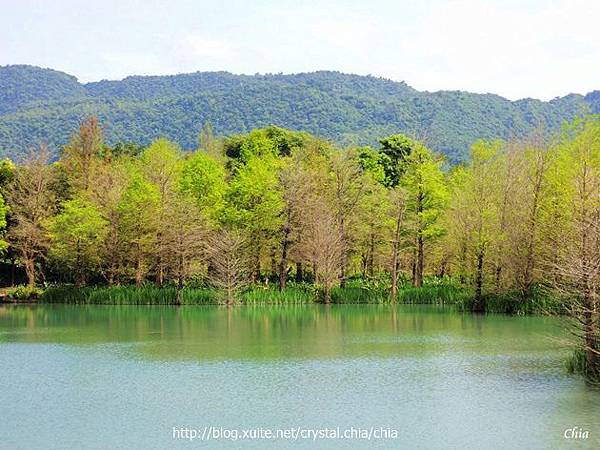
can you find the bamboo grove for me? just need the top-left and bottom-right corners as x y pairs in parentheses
(0, 116), (599, 378)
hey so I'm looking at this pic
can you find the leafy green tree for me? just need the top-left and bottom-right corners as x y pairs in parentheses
(458, 140), (502, 310)
(378, 134), (416, 187)
(179, 151), (227, 223)
(118, 167), (160, 285)
(224, 154), (284, 280)
(0, 193), (8, 253)
(47, 197), (108, 286)
(141, 138), (183, 284)
(546, 117), (600, 378)
(402, 141), (449, 287)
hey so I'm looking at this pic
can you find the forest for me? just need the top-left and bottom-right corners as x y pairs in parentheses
(2, 65), (600, 163)
(0, 115), (599, 380)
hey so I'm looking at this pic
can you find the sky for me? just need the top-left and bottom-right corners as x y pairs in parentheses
(1, 0), (599, 100)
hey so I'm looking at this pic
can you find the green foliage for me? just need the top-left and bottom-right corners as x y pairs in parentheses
(46, 197), (108, 283)
(0, 192), (7, 252)
(5, 285), (43, 300)
(566, 348), (600, 383)
(41, 284), (216, 305)
(454, 285), (562, 315)
(396, 284), (471, 305)
(1, 66), (595, 163)
(179, 150), (226, 221)
(378, 134), (416, 187)
(402, 143), (449, 238)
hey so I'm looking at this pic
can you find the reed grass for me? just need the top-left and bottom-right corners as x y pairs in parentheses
(38, 279), (560, 314)
(396, 284), (471, 305)
(41, 285), (217, 305)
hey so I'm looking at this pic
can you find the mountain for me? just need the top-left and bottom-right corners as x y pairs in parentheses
(1, 65), (598, 163)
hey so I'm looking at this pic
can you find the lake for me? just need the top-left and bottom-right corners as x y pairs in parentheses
(1, 304), (598, 449)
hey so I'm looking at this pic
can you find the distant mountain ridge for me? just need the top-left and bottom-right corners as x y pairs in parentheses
(1, 64), (598, 162)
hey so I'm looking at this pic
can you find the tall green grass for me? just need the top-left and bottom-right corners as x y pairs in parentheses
(566, 348), (600, 384)
(396, 284), (471, 305)
(41, 285), (217, 305)
(454, 285), (562, 315)
(239, 285), (316, 304)
(38, 279), (561, 315)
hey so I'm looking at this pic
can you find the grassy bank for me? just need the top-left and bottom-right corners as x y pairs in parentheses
(454, 285), (563, 315)
(2, 278), (559, 315)
(40, 283), (316, 305)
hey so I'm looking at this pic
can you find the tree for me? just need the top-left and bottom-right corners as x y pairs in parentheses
(378, 134), (415, 188)
(161, 192), (208, 303)
(47, 197), (107, 286)
(87, 159), (129, 285)
(330, 150), (368, 287)
(513, 131), (554, 294)
(459, 140), (502, 311)
(197, 123), (223, 159)
(5, 146), (56, 286)
(207, 228), (249, 304)
(61, 116), (104, 192)
(388, 187), (406, 299)
(141, 138), (183, 284)
(355, 151), (392, 278)
(548, 117), (600, 379)
(277, 158), (306, 290)
(179, 150), (227, 223)
(118, 168), (160, 285)
(401, 142), (448, 287)
(224, 154), (284, 281)
(299, 197), (343, 303)
(0, 192), (8, 253)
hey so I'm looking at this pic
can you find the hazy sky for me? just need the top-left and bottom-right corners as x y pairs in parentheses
(1, 0), (598, 100)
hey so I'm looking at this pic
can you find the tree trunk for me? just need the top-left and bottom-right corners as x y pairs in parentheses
(323, 285), (331, 304)
(175, 284), (182, 306)
(339, 217), (347, 288)
(254, 243), (261, 282)
(473, 249), (485, 313)
(24, 258), (36, 287)
(459, 241), (467, 285)
(415, 234), (424, 287)
(174, 243), (185, 305)
(295, 262), (303, 283)
(390, 205), (404, 300)
(414, 186), (424, 288)
(270, 247), (277, 282)
(134, 244), (143, 287)
(10, 260), (15, 287)
(278, 227), (290, 291)
(368, 233), (375, 277)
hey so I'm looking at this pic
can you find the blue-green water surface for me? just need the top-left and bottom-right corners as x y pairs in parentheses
(0, 304), (598, 449)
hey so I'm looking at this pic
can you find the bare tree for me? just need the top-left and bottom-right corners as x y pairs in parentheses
(298, 197), (344, 303)
(331, 151), (367, 287)
(61, 116), (104, 192)
(5, 145), (56, 286)
(161, 193), (208, 304)
(207, 228), (249, 304)
(548, 118), (600, 380)
(553, 215), (600, 379)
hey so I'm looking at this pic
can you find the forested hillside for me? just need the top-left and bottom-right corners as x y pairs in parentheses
(1, 65), (598, 163)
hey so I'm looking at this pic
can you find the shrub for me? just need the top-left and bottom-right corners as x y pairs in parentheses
(5, 285), (43, 301)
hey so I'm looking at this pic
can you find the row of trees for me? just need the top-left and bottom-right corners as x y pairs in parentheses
(0, 116), (598, 376)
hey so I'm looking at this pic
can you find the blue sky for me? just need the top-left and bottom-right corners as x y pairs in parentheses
(1, 0), (598, 100)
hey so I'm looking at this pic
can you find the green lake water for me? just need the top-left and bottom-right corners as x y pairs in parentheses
(0, 304), (598, 449)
